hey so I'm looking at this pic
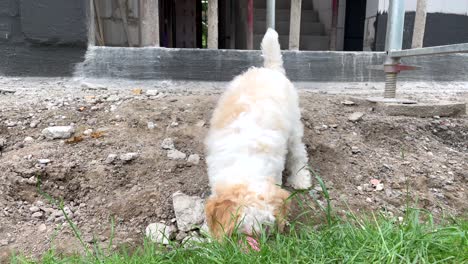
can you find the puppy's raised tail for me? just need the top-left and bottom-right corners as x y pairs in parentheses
(261, 28), (285, 74)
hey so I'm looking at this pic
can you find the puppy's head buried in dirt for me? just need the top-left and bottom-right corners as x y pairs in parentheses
(204, 29), (312, 241)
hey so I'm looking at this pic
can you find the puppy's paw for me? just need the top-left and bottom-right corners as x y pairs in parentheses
(287, 169), (312, 190)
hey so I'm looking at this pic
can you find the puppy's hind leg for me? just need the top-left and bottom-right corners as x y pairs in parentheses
(285, 123), (312, 190)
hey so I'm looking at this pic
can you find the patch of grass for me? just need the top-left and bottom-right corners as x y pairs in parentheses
(11, 172), (468, 263)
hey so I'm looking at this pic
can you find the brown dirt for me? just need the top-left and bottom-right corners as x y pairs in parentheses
(0, 81), (467, 259)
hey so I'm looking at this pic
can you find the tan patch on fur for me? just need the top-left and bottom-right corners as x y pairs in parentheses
(268, 187), (291, 232)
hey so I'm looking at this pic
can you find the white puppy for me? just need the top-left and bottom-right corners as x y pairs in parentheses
(204, 29), (312, 240)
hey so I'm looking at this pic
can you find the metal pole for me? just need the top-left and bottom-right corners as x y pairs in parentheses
(384, 0), (405, 98)
(266, 0), (275, 29)
(208, 0), (219, 49)
(411, 0), (427, 48)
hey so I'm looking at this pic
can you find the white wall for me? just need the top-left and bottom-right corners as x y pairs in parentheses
(378, 0), (468, 15)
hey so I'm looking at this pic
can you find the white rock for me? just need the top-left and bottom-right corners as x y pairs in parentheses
(182, 235), (206, 248)
(38, 223), (47, 232)
(167, 149), (186, 160)
(376, 183), (384, 191)
(172, 191), (205, 232)
(29, 206), (40, 213)
(341, 100), (356, 106)
(351, 146), (361, 154)
(83, 129), (93, 136)
(32, 212), (43, 218)
(24, 136), (34, 143)
(161, 138), (175, 150)
(146, 89), (159, 96)
(120, 152), (139, 162)
(187, 154), (200, 165)
(38, 159), (51, 164)
(145, 223), (174, 244)
(42, 126), (75, 139)
(105, 154), (118, 164)
(147, 122), (156, 129)
(348, 112), (365, 122)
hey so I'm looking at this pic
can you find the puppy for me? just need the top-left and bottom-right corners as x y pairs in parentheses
(204, 29), (312, 240)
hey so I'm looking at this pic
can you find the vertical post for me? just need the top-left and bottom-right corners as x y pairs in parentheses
(411, 0), (427, 48)
(208, 0), (218, 49)
(247, 0), (253, 49)
(139, 0), (160, 47)
(87, 0), (96, 46)
(289, 0), (301, 50)
(329, 0), (339, 50)
(266, 0), (275, 29)
(383, 0), (405, 98)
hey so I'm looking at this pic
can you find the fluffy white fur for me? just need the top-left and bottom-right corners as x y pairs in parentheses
(204, 29), (312, 239)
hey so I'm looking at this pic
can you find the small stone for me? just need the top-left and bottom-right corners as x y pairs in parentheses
(38, 159), (51, 165)
(357, 186), (363, 192)
(172, 191), (205, 232)
(32, 212), (43, 218)
(170, 121), (179, 127)
(83, 129), (93, 136)
(30, 120), (39, 128)
(365, 197), (373, 203)
(182, 235), (206, 248)
(351, 146), (361, 154)
(195, 121), (205, 128)
(104, 154), (118, 164)
(42, 126), (75, 139)
(0, 239), (8, 246)
(146, 89), (159, 96)
(375, 183), (384, 191)
(145, 223), (174, 244)
(29, 206), (40, 213)
(167, 149), (186, 160)
(38, 223), (47, 232)
(187, 154), (200, 165)
(348, 112), (364, 122)
(120, 152), (139, 162)
(81, 82), (107, 90)
(176, 232), (188, 241)
(161, 138), (175, 150)
(106, 95), (120, 102)
(24, 136), (34, 143)
(110, 105), (118, 112)
(147, 122), (156, 129)
(341, 100), (356, 106)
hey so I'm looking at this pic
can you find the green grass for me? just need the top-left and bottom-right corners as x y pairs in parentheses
(11, 173), (468, 263)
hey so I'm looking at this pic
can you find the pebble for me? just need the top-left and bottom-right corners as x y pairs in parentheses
(167, 149), (186, 160)
(42, 126), (75, 139)
(351, 146), (361, 154)
(161, 138), (175, 150)
(145, 223), (174, 244)
(147, 122), (156, 130)
(348, 112), (364, 122)
(187, 154), (200, 165)
(341, 100), (356, 106)
(104, 154), (118, 164)
(376, 183), (384, 191)
(24, 136), (34, 143)
(146, 89), (159, 96)
(32, 212), (43, 218)
(365, 197), (373, 203)
(38, 159), (51, 164)
(172, 191), (205, 232)
(120, 152), (139, 162)
(106, 95), (120, 102)
(83, 129), (93, 136)
(38, 223), (47, 232)
(29, 206), (40, 213)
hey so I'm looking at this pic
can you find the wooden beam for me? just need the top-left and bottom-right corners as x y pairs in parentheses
(139, 0), (160, 47)
(411, 0), (427, 48)
(247, 0), (253, 49)
(289, 0), (301, 50)
(208, 0), (218, 49)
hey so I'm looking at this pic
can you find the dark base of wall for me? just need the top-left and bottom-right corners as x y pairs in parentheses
(375, 12), (468, 51)
(0, 43), (87, 77)
(77, 47), (468, 82)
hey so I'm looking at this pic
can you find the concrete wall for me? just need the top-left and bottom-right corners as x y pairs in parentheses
(77, 47), (468, 82)
(311, 0), (346, 50)
(364, 0), (468, 51)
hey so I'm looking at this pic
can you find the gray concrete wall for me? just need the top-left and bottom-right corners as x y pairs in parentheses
(76, 47), (468, 82)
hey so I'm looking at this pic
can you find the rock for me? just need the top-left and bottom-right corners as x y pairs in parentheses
(348, 112), (364, 122)
(83, 129), (93, 136)
(38, 223), (47, 232)
(365, 197), (373, 203)
(376, 183), (384, 191)
(182, 235), (206, 248)
(146, 89), (159, 96)
(200, 222), (210, 235)
(38, 159), (51, 165)
(341, 100), (356, 106)
(167, 149), (186, 160)
(81, 82), (107, 90)
(32, 212), (43, 218)
(145, 223), (174, 244)
(42, 126), (75, 139)
(175, 232), (188, 241)
(0, 240), (8, 246)
(161, 138), (175, 150)
(119, 153), (139, 162)
(104, 154), (118, 164)
(106, 95), (120, 102)
(29, 206), (40, 213)
(147, 122), (156, 130)
(187, 154), (200, 165)
(24, 136), (34, 143)
(351, 146), (361, 154)
(172, 191), (205, 232)
(170, 121), (179, 127)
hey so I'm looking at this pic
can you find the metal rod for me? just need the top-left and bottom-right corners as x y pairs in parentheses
(389, 43), (468, 58)
(411, 0), (427, 48)
(385, 0), (405, 51)
(289, 0), (301, 50)
(266, 0), (275, 29)
(247, 0), (253, 49)
(207, 0), (219, 49)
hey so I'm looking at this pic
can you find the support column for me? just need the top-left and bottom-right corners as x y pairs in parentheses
(289, 0), (301, 50)
(266, 0), (275, 29)
(329, 0), (339, 51)
(208, 0), (218, 49)
(139, 0), (160, 47)
(411, 0), (427, 49)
